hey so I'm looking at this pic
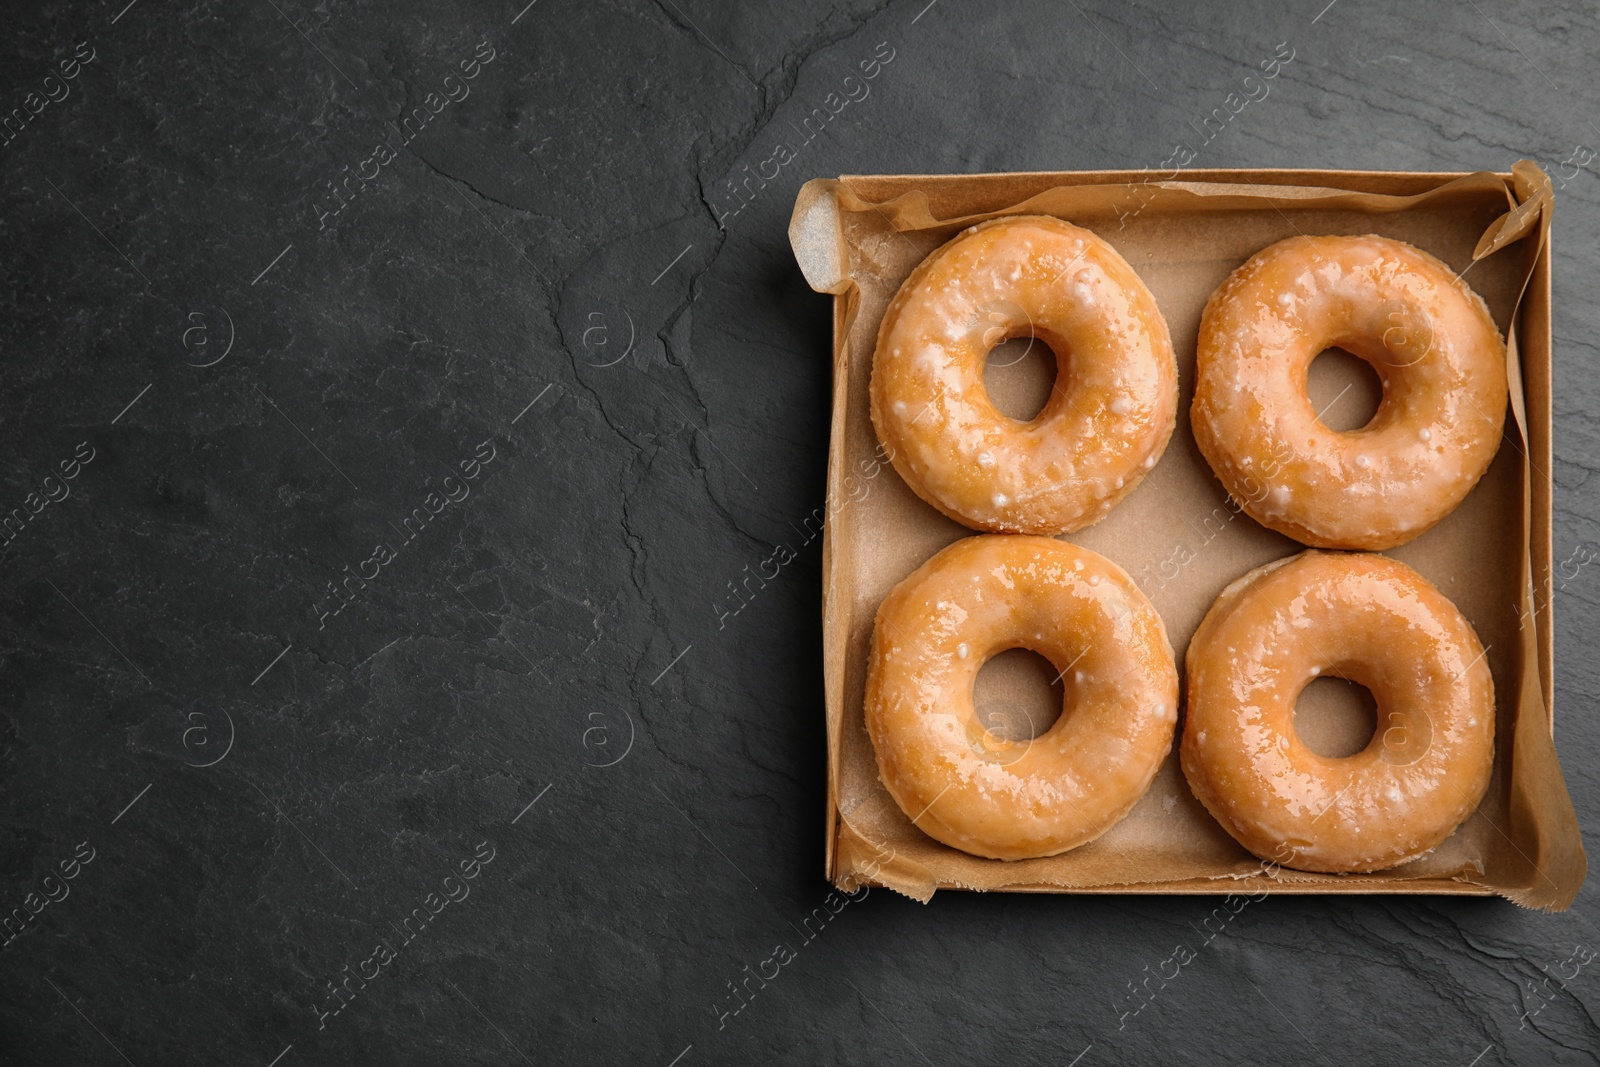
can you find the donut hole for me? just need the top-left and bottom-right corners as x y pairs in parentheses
(1307, 347), (1384, 432)
(983, 334), (1060, 423)
(1294, 676), (1379, 758)
(971, 647), (1064, 742)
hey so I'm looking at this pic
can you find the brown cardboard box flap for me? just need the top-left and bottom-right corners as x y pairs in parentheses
(793, 165), (1585, 910)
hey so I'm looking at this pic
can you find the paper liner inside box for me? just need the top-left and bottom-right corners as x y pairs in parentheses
(790, 165), (1584, 910)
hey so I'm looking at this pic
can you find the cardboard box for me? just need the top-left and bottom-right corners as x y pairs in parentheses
(790, 166), (1585, 909)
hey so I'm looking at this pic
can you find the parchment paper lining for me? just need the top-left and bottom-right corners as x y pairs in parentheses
(791, 166), (1584, 910)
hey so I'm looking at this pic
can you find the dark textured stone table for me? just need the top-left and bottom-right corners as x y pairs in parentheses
(1, 1), (1597, 1063)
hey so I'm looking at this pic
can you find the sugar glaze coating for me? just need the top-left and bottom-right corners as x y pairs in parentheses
(1181, 551), (1495, 873)
(871, 215), (1177, 534)
(865, 535), (1179, 860)
(1193, 234), (1507, 550)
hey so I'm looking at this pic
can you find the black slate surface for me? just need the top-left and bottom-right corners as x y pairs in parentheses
(1, 1), (1598, 1064)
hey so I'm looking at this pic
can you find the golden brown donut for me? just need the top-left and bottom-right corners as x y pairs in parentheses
(865, 535), (1179, 860)
(1193, 234), (1507, 550)
(1181, 550), (1495, 873)
(871, 215), (1177, 535)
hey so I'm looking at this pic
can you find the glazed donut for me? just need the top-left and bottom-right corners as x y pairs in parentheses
(1193, 234), (1508, 550)
(871, 216), (1177, 534)
(1181, 551), (1494, 873)
(865, 534), (1179, 860)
